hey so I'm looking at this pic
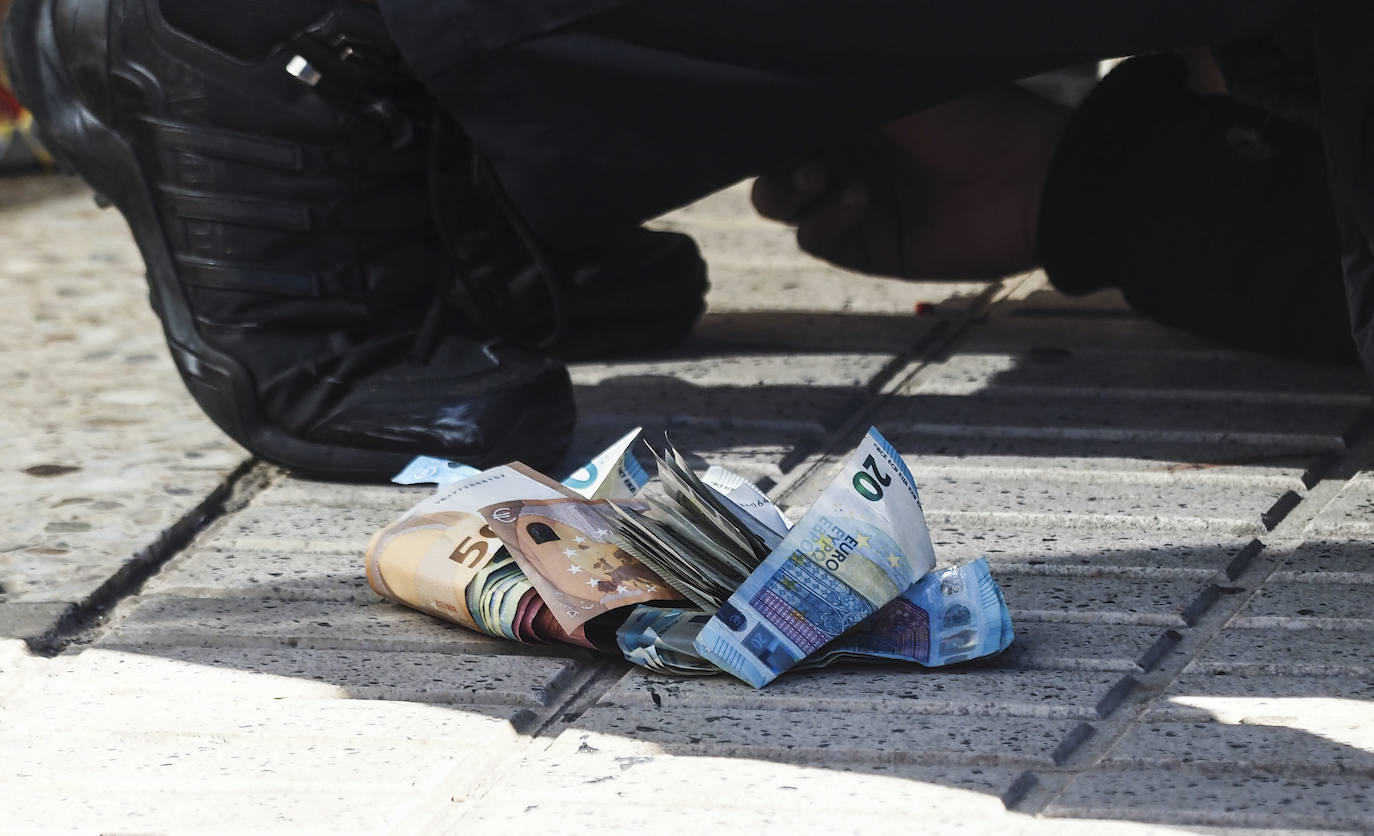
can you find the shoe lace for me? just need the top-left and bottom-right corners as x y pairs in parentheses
(408, 112), (459, 365)
(283, 16), (569, 369)
(418, 111), (571, 361)
(475, 149), (572, 352)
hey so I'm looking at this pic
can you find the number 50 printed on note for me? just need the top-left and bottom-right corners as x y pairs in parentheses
(694, 427), (937, 687)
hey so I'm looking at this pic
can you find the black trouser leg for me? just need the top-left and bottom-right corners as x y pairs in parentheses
(380, 0), (1306, 247)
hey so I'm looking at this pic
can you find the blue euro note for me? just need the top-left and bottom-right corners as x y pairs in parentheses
(693, 427), (937, 687)
(812, 557), (1014, 667)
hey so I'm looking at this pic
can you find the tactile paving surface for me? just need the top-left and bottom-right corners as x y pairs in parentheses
(3, 178), (1372, 832)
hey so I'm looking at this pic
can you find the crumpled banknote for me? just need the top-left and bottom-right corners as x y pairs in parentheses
(365, 427), (1014, 686)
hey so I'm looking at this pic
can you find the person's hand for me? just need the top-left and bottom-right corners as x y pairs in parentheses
(751, 84), (1069, 279)
(1179, 46), (1228, 95)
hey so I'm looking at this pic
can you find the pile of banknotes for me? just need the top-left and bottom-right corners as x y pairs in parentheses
(367, 427), (1014, 688)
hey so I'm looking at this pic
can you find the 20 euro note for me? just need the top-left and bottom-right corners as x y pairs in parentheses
(620, 560), (1014, 677)
(693, 427), (937, 688)
(800, 558), (1013, 669)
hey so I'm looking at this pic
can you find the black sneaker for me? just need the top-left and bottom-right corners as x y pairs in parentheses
(4, 0), (584, 481)
(423, 114), (709, 362)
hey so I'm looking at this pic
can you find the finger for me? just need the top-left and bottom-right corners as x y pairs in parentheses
(794, 180), (873, 266)
(751, 159), (830, 222)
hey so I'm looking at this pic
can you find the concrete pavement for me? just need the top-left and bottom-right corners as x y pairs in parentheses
(2, 173), (1372, 833)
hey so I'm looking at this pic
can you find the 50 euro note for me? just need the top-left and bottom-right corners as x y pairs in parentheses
(366, 464), (562, 630)
(480, 496), (685, 634)
(367, 431), (653, 644)
(694, 427), (937, 687)
(365, 463), (590, 644)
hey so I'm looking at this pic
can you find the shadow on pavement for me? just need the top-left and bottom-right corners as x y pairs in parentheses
(50, 520), (1374, 833)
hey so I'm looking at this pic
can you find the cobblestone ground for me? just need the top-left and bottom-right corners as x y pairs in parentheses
(2, 174), (1373, 833)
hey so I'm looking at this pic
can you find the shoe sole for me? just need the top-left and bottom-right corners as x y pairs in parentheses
(4, 0), (574, 481)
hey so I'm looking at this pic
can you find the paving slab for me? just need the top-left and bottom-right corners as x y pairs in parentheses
(996, 284), (1133, 314)
(447, 752), (1021, 833)
(1100, 720), (1374, 774)
(52, 646), (585, 706)
(874, 389), (1358, 451)
(688, 309), (945, 354)
(1047, 770), (1374, 831)
(573, 352), (896, 390)
(916, 470), (1288, 533)
(598, 667), (1131, 721)
(2, 723), (505, 794)
(872, 348), (1363, 455)
(994, 572), (1205, 627)
(568, 422), (805, 487)
(700, 261), (991, 317)
(200, 502), (402, 554)
(652, 216), (845, 267)
(0, 694), (522, 834)
(248, 478), (431, 512)
(144, 546), (381, 602)
(1, 177), (247, 636)
(0, 638), (44, 700)
(9, 168), (1374, 834)
(548, 706), (1083, 767)
(916, 461), (1303, 492)
(1185, 626), (1374, 677)
(1148, 673), (1374, 718)
(990, 621), (1163, 672)
(99, 595), (567, 656)
(652, 210), (991, 317)
(0, 687), (523, 743)
(0, 601), (70, 641)
(451, 799), (1222, 836)
(571, 357), (878, 438)
(1271, 540), (1374, 577)
(1, 467), (231, 602)
(957, 313), (1279, 354)
(568, 351), (888, 475)
(143, 478), (446, 602)
(928, 527), (1256, 575)
(920, 351), (1372, 405)
(884, 431), (1323, 479)
(1230, 580), (1374, 627)
(3, 790), (419, 834)
(849, 476), (1279, 536)
(1306, 473), (1374, 537)
(786, 458), (1302, 533)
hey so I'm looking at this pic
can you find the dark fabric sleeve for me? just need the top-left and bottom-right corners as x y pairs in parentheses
(377, 0), (636, 79)
(1037, 53), (1355, 362)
